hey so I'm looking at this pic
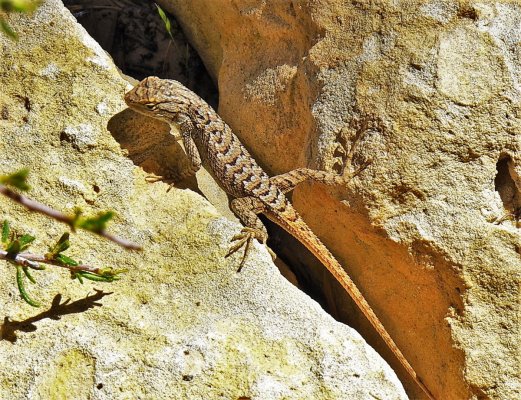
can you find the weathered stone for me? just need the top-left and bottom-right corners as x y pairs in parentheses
(158, 1), (521, 398)
(0, 1), (407, 399)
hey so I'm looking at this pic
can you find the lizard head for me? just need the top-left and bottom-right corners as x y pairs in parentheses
(124, 76), (196, 125)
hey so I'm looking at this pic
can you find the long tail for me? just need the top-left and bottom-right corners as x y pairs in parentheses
(265, 206), (435, 400)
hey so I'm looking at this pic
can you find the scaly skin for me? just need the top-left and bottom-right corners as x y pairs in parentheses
(125, 76), (435, 400)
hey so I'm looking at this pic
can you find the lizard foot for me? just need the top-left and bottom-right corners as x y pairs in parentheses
(145, 174), (177, 192)
(225, 227), (275, 272)
(345, 158), (372, 180)
(145, 167), (196, 192)
(145, 173), (164, 183)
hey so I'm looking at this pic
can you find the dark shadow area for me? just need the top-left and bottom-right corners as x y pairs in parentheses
(107, 108), (200, 193)
(63, 0), (217, 108)
(263, 215), (348, 321)
(494, 155), (521, 225)
(1, 289), (111, 343)
(63, 0), (217, 195)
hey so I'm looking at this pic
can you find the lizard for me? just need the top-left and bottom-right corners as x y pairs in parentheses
(124, 76), (435, 400)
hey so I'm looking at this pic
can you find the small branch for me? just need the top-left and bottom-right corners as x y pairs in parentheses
(0, 184), (141, 250)
(1, 250), (103, 274)
(0, 184), (70, 223)
(95, 230), (141, 250)
(2, 251), (40, 269)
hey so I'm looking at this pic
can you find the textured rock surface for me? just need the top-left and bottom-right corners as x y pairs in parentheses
(0, 1), (407, 399)
(159, 1), (521, 399)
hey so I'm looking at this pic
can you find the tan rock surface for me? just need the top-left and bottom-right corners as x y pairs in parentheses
(0, 1), (408, 399)
(159, 1), (521, 399)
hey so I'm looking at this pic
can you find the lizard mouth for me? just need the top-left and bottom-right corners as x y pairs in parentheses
(123, 88), (139, 108)
(124, 76), (162, 109)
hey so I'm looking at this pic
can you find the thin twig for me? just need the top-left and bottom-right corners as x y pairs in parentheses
(0, 250), (103, 274)
(0, 184), (141, 250)
(0, 184), (70, 223)
(96, 230), (141, 250)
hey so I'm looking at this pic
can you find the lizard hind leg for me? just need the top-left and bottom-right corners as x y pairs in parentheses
(335, 126), (372, 178)
(270, 168), (347, 194)
(269, 126), (372, 194)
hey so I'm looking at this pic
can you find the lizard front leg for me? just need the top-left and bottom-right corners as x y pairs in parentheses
(178, 131), (202, 179)
(225, 196), (275, 271)
(147, 128), (202, 189)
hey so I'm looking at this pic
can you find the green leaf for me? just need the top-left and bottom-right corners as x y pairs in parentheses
(47, 232), (71, 258)
(1, 0), (41, 13)
(22, 265), (36, 283)
(76, 211), (114, 233)
(5, 239), (19, 253)
(0, 18), (17, 40)
(2, 220), (10, 243)
(55, 253), (78, 266)
(70, 270), (83, 284)
(16, 265), (40, 307)
(55, 232), (70, 251)
(155, 3), (174, 40)
(17, 234), (35, 249)
(46, 233), (79, 266)
(0, 169), (30, 190)
(6, 234), (35, 253)
(74, 271), (117, 282)
(72, 267), (126, 283)
(75, 271), (112, 282)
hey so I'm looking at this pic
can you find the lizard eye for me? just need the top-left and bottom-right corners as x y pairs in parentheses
(145, 103), (157, 110)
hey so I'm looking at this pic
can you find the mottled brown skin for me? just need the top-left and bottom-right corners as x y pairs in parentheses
(125, 76), (435, 400)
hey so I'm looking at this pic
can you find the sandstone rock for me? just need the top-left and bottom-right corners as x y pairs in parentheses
(158, 1), (521, 399)
(0, 1), (407, 399)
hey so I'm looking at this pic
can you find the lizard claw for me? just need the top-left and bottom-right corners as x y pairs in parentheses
(145, 173), (177, 192)
(350, 158), (372, 178)
(145, 173), (165, 183)
(225, 227), (274, 272)
(334, 143), (347, 156)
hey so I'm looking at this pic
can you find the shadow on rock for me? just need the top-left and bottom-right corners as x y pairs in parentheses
(1, 289), (112, 343)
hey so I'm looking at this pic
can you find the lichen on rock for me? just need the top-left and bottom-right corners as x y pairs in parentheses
(0, 1), (408, 399)
(158, 0), (521, 398)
